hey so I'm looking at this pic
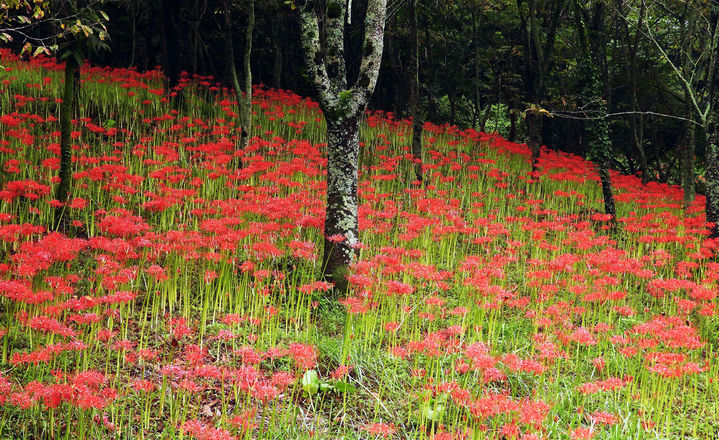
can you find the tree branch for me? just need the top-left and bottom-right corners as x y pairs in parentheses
(298, 4), (335, 111)
(350, 0), (388, 110)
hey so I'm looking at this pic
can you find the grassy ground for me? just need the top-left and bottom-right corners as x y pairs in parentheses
(0, 49), (718, 439)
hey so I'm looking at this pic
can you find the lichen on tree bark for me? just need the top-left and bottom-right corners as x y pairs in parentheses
(297, 0), (388, 293)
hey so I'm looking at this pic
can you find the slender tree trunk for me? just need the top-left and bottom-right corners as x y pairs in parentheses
(385, 18), (406, 117)
(615, 0), (648, 184)
(541, 114), (553, 147)
(130, 6), (137, 68)
(55, 55), (79, 228)
(142, 7), (154, 71)
(707, 123), (719, 237)
(223, 0), (244, 168)
(449, 92), (457, 126)
(472, 11), (481, 130)
(579, 0), (615, 217)
(407, 0), (423, 183)
(508, 109), (517, 142)
(191, 1), (207, 75)
(159, 0), (180, 91)
(597, 156), (616, 216)
(703, 7), (719, 237)
(191, 17), (199, 73)
(240, 0), (254, 149)
(522, 0), (565, 175)
(680, 117), (696, 208)
(471, 98), (479, 129)
(654, 147), (668, 183)
(423, 14), (437, 122)
(527, 112), (542, 173)
(620, 142), (637, 175)
(624, 27), (648, 183)
(270, 12), (282, 89)
(628, 82), (648, 183)
(480, 104), (492, 133)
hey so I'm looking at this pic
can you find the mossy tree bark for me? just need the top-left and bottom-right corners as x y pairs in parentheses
(55, 54), (79, 229)
(298, 0), (388, 293)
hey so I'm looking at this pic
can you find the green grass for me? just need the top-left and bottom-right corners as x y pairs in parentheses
(0, 49), (717, 439)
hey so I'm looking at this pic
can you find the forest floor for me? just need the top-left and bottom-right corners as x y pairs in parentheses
(0, 50), (718, 439)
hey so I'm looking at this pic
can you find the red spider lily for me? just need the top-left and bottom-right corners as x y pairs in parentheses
(229, 409), (257, 433)
(363, 422), (397, 437)
(288, 343), (317, 370)
(590, 411), (619, 426)
(132, 379), (156, 393)
(97, 212), (151, 237)
(576, 377), (632, 394)
(569, 427), (594, 439)
(182, 420), (237, 440)
(0, 180), (51, 202)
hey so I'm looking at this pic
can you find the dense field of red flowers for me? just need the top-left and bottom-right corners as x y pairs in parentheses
(0, 49), (718, 439)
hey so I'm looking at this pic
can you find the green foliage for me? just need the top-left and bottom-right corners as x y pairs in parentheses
(302, 369), (356, 397)
(3, 0), (110, 62)
(301, 369), (319, 395)
(415, 389), (447, 424)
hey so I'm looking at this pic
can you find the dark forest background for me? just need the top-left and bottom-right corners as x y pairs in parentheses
(11, 0), (716, 200)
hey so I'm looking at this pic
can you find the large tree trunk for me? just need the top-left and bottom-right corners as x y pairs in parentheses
(298, 0), (387, 293)
(55, 55), (79, 228)
(408, 0), (423, 183)
(322, 116), (361, 292)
